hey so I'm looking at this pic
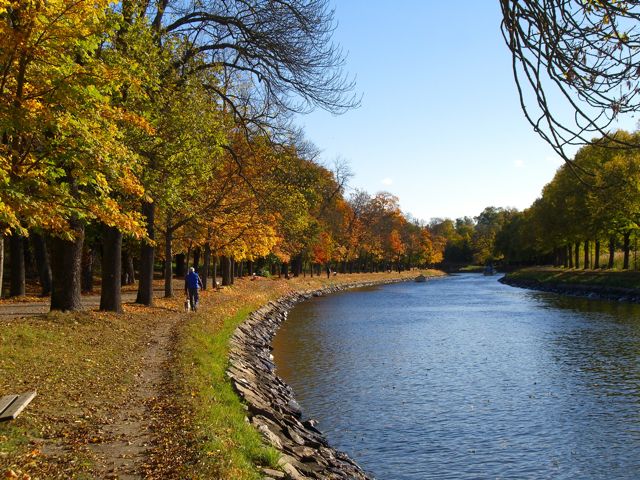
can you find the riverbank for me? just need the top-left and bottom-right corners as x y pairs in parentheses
(0, 270), (442, 479)
(500, 267), (640, 303)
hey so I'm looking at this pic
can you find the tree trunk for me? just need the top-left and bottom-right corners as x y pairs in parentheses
(23, 237), (37, 279)
(213, 256), (218, 288)
(193, 247), (201, 271)
(608, 235), (615, 269)
(230, 258), (235, 284)
(594, 240), (600, 269)
(9, 233), (25, 297)
(201, 244), (211, 290)
(282, 262), (289, 279)
(100, 225), (122, 312)
(50, 223), (84, 311)
(583, 240), (589, 269)
(175, 253), (186, 277)
(81, 245), (95, 293)
(32, 232), (51, 296)
(164, 228), (173, 297)
(248, 260), (254, 276)
(221, 256), (231, 286)
(0, 235), (3, 298)
(623, 230), (631, 270)
(122, 249), (135, 285)
(136, 201), (155, 306)
(567, 244), (573, 268)
(574, 241), (580, 269)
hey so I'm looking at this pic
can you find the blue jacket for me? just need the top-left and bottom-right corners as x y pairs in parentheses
(185, 271), (202, 290)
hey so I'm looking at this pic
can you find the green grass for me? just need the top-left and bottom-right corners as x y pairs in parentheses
(505, 267), (640, 290)
(174, 303), (281, 480)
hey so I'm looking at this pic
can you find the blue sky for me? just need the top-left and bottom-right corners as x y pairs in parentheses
(298, 1), (634, 222)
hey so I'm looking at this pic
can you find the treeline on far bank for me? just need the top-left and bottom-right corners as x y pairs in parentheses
(431, 131), (640, 272)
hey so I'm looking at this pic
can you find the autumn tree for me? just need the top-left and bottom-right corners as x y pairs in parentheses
(111, 0), (359, 305)
(0, 1), (146, 309)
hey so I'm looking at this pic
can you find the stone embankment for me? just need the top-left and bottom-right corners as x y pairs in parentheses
(227, 279), (407, 480)
(499, 275), (640, 303)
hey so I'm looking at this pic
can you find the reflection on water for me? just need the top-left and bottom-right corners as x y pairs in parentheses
(272, 274), (640, 480)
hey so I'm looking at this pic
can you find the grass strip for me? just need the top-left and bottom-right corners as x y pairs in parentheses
(504, 267), (640, 290)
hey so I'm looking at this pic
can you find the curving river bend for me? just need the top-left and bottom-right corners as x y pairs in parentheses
(272, 273), (640, 479)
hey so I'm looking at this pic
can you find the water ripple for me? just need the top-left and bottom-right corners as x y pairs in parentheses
(272, 274), (640, 480)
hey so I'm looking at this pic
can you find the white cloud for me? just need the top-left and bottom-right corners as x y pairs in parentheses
(513, 159), (525, 168)
(381, 177), (393, 185)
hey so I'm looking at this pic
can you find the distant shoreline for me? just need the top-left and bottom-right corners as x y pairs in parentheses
(500, 269), (640, 303)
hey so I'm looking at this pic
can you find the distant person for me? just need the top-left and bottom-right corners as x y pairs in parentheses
(185, 267), (203, 311)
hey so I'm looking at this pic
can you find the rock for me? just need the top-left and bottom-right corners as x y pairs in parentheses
(262, 467), (286, 479)
(226, 282), (388, 480)
(278, 455), (307, 480)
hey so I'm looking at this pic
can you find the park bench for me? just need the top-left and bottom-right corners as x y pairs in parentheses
(0, 392), (36, 422)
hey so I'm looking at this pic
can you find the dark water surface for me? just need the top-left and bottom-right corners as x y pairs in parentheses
(271, 274), (640, 479)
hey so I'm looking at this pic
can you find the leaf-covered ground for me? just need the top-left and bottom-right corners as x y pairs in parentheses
(1, 271), (440, 479)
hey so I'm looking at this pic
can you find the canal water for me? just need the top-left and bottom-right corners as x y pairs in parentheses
(272, 274), (640, 479)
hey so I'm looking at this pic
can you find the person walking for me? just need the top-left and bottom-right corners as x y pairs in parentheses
(185, 267), (203, 311)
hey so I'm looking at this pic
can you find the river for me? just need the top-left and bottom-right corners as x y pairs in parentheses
(272, 273), (640, 479)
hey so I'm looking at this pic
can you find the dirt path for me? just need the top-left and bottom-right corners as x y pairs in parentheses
(0, 281), (186, 479)
(87, 309), (182, 479)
